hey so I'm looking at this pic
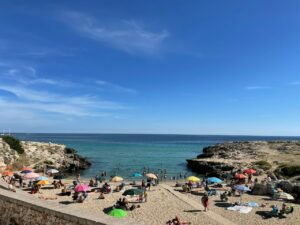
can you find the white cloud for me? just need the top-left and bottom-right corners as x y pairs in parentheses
(61, 11), (169, 55)
(0, 85), (123, 110)
(3, 66), (58, 85)
(96, 80), (137, 94)
(245, 86), (270, 90)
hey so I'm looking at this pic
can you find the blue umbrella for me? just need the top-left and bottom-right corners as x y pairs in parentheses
(207, 177), (222, 183)
(132, 172), (142, 178)
(21, 170), (32, 174)
(234, 185), (251, 192)
(35, 176), (48, 181)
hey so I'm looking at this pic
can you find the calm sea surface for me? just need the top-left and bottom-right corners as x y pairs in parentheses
(13, 133), (300, 179)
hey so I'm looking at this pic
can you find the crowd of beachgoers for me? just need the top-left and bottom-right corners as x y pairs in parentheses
(1, 166), (299, 225)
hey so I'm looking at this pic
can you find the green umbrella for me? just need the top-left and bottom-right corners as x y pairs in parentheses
(123, 189), (144, 196)
(107, 209), (127, 218)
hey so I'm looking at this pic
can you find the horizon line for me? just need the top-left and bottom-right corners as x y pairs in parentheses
(7, 132), (300, 138)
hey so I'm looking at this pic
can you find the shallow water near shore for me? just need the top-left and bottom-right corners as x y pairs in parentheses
(13, 133), (300, 179)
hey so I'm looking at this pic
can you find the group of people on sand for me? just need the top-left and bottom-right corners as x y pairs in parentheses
(114, 197), (140, 211)
(166, 216), (191, 225)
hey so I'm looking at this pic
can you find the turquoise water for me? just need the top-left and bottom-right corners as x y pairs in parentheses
(14, 134), (300, 179)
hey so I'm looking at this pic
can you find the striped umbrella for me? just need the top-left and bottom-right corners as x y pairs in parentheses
(37, 180), (49, 185)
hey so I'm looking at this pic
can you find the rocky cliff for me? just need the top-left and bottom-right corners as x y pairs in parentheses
(187, 141), (300, 177)
(0, 138), (91, 172)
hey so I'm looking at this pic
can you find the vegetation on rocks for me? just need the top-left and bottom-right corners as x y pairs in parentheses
(274, 164), (300, 178)
(253, 160), (272, 171)
(65, 147), (77, 154)
(2, 135), (24, 154)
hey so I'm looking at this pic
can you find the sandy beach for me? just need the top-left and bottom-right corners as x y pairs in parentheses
(18, 178), (298, 225)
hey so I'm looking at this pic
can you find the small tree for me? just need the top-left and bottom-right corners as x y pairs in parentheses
(2, 135), (25, 154)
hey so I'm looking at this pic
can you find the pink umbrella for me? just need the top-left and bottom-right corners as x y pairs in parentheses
(24, 172), (40, 179)
(75, 184), (89, 192)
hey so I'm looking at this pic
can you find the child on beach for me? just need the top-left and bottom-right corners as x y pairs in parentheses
(201, 193), (209, 212)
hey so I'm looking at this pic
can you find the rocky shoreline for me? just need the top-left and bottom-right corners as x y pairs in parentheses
(0, 137), (91, 173)
(187, 141), (300, 178)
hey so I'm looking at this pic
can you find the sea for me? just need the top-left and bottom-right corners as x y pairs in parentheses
(13, 133), (300, 179)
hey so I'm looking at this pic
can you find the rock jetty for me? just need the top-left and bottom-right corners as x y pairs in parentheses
(0, 137), (91, 172)
(187, 141), (300, 178)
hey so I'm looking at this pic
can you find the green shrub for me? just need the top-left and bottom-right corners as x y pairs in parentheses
(274, 165), (300, 178)
(65, 147), (76, 154)
(44, 160), (53, 165)
(254, 160), (272, 171)
(2, 135), (24, 154)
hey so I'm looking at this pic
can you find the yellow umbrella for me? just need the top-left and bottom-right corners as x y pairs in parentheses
(111, 176), (123, 182)
(145, 173), (157, 179)
(37, 180), (49, 185)
(187, 176), (200, 182)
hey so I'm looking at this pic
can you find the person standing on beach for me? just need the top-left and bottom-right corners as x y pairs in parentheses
(201, 193), (209, 212)
(19, 176), (23, 188)
(144, 191), (148, 202)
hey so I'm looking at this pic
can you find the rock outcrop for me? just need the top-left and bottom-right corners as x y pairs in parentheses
(0, 138), (91, 172)
(187, 141), (300, 177)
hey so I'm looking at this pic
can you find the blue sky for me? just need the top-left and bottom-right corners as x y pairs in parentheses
(0, 1), (300, 135)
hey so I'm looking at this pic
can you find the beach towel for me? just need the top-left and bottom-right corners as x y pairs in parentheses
(247, 202), (259, 207)
(227, 205), (253, 214)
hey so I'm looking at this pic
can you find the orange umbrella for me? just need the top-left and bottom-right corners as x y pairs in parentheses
(235, 173), (246, 179)
(21, 167), (33, 171)
(2, 171), (13, 176)
(243, 169), (256, 174)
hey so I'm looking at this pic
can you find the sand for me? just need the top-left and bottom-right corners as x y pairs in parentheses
(19, 178), (298, 225)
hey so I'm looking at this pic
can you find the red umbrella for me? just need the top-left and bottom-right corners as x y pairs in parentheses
(243, 169), (256, 174)
(235, 173), (246, 179)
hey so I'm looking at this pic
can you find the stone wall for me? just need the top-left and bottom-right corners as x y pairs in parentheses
(0, 181), (135, 225)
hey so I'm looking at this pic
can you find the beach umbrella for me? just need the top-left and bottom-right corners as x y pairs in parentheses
(2, 171), (13, 176)
(132, 172), (142, 178)
(21, 167), (33, 171)
(47, 169), (59, 174)
(243, 169), (256, 174)
(74, 184), (89, 192)
(37, 180), (49, 185)
(111, 176), (124, 182)
(187, 176), (200, 182)
(235, 174), (246, 179)
(277, 192), (294, 200)
(234, 185), (251, 192)
(145, 173), (157, 180)
(35, 176), (48, 181)
(21, 170), (33, 174)
(123, 189), (144, 196)
(24, 172), (40, 179)
(207, 177), (222, 183)
(107, 208), (127, 218)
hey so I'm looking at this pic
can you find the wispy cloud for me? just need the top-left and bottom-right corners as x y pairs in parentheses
(96, 80), (137, 94)
(0, 85), (124, 119)
(245, 86), (271, 90)
(3, 66), (58, 85)
(60, 11), (169, 55)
